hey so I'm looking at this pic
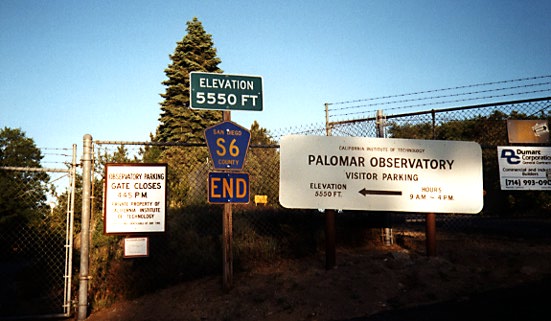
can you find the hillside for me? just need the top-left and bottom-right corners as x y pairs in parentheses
(84, 227), (551, 321)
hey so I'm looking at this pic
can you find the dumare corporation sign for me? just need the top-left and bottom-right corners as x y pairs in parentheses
(279, 135), (483, 214)
(497, 146), (551, 190)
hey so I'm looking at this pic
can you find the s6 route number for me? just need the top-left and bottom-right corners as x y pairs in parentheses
(216, 137), (240, 157)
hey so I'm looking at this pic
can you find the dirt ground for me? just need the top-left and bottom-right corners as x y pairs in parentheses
(83, 230), (551, 321)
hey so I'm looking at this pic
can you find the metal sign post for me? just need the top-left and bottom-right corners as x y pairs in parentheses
(193, 71), (260, 290)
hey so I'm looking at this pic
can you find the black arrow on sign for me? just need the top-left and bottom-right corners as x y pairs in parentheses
(359, 188), (402, 196)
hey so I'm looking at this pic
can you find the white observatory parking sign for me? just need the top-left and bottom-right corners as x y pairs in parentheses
(104, 163), (168, 233)
(279, 135), (483, 214)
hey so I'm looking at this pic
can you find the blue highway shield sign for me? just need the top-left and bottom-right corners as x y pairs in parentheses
(205, 121), (251, 170)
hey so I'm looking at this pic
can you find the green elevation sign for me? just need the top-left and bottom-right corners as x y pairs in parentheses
(190, 72), (263, 111)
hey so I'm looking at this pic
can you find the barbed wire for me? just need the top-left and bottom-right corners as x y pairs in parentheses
(335, 88), (551, 119)
(329, 81), (551, 113)
(40, 147), (75, 168)
(327, 75), (551, 106)
(326, 75), (551, 120)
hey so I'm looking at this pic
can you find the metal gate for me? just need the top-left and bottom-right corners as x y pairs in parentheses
(0, 146), (77, 319)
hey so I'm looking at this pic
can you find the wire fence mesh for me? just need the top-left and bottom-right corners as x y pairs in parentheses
(85, 97), (551, 309)
(0, 168), (74, 319)
(3, 96), (550, 318)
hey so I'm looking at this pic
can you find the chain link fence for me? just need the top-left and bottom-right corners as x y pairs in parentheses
(327, 97), (551, 227)
(85, 97), (551, 310)
(2, 86), (549, 318)
(0, 165), (76, 319)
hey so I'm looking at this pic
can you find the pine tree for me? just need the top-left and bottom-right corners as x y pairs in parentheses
(158, 17), (223, 143)
(0, 127), (49, 229)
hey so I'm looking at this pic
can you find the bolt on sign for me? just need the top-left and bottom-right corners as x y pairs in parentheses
(189, 72), (263, 111)
(279, 135), (483, 214)
(104, 163), (168, 234)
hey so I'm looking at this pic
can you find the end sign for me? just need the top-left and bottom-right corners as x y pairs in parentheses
(190, 72), (263, 111)
(208, 172), (249, 203)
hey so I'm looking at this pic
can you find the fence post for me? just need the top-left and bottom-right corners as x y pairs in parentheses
(425, 110), (437, 256)
(377, 110), (394, 246)
(376, 109), (385, 138)
(431, 109), (436, 139)
(324, 115), (336, 269)
(64, 144), (77, 315)
(78, 134), (93, 320)
(325, 103), (332, 136)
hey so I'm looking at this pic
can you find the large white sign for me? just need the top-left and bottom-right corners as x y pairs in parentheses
(104, 164), (167, 233)
(279, 135), (483, 214)
(497, 146), (551, 190)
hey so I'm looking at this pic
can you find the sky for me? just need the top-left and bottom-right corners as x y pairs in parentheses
(1, 0), (551, 168)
